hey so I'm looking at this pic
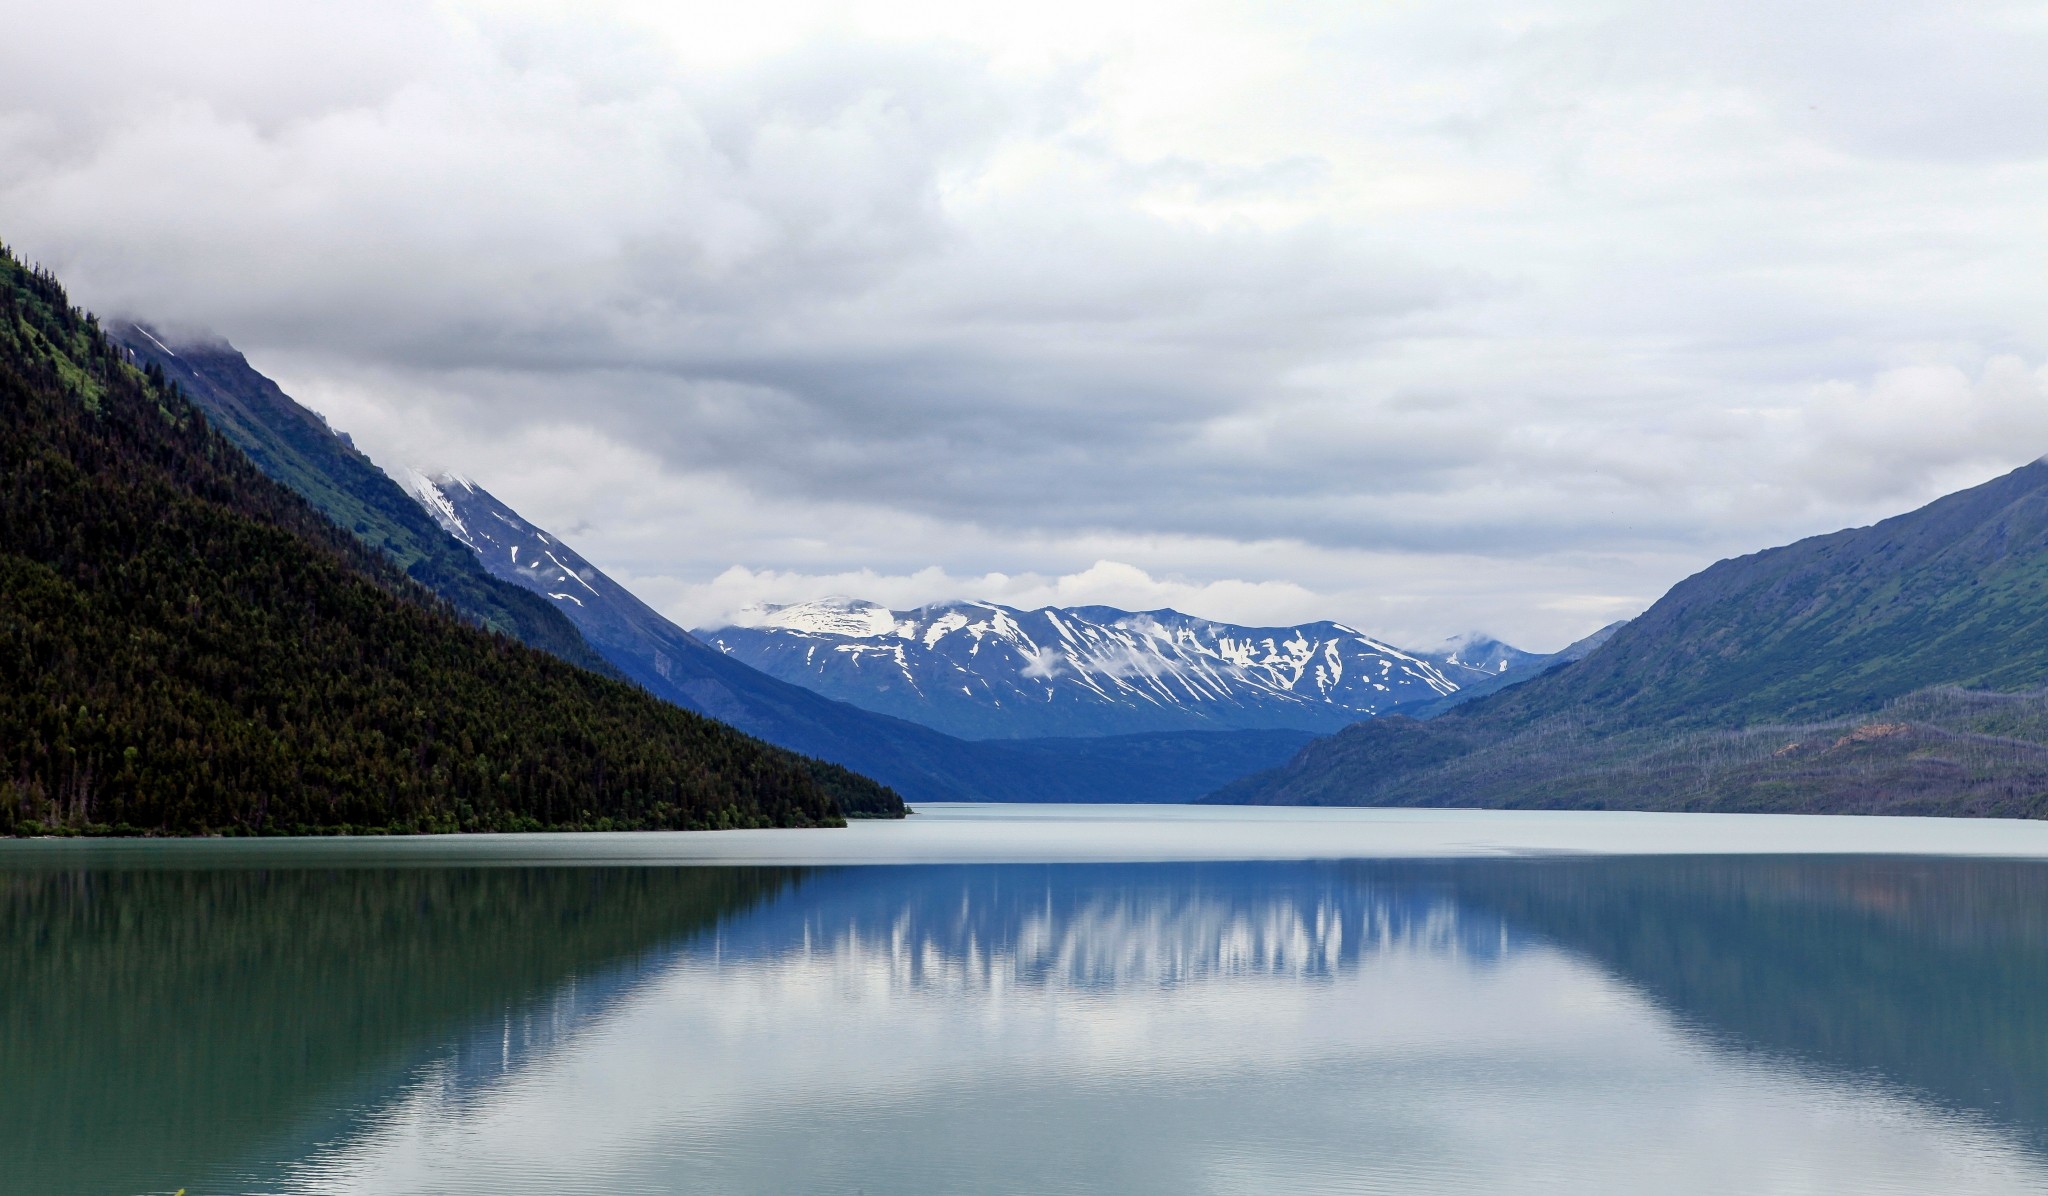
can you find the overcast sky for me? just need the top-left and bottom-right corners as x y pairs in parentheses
(5, 0), (2046, 649)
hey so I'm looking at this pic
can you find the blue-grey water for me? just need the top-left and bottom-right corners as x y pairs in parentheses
(10, 805), (2048, 1194)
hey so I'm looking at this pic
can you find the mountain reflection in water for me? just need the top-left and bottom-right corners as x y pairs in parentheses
(6, 854), (2048, 1194)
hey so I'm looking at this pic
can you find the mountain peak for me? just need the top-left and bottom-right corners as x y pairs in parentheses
(1435, 632), (1543, 675)
(401, 469), (478, 551)
(731, 596), (906, 638)
(109, 319), (234, 358)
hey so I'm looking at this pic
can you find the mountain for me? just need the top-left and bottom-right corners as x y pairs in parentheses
(406, 474), (1314, 802)
(699, 598), (1541, 739)
(80, 322), (1503, 805)
(105, 322), (612, 674)
(0, 246), (901, 833)
(1404, 621), (1626, 717)
(1434, 632), (1548, 677)
(1212, 461), (2048, 817)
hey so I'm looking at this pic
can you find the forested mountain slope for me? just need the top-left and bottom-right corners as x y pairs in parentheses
(1215, 461), (2048, 817)
(107, 322), (611, 674)
(0, 247), (899, 833)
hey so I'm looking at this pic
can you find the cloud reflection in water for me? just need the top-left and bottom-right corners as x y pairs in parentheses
(274, 862), (2048, 1196)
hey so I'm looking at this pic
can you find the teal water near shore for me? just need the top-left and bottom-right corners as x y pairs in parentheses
(9, 806), (2048, 1193)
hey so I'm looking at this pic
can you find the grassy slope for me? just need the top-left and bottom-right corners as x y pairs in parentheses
(1503, 461), (2048, 729)
(1218, 461), (2048, 814)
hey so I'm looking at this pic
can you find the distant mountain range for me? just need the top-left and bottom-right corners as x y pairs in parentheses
(701, 599), (1587, 739)
(1214, 459), (2048, 817)
(405, 472), (1318, 803)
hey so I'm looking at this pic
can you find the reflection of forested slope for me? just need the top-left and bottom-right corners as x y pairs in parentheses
(1445, 857), (2048, 1149)
(705, 863), (1520, 990)
(0, 865), (794, 1194)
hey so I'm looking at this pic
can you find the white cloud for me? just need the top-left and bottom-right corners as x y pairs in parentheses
(673, 560), (1323, 635)
(1018, 646), (1063, 680)
(1794, 358), (2048, 502)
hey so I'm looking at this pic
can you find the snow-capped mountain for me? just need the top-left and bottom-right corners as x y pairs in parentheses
(401, 472), (1321, 802)
(701, 598), (1534, 739)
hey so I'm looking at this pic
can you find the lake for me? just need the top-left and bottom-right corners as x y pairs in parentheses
(10, 804), (2048, 1194)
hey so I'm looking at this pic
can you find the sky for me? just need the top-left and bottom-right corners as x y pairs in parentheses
(4, 0), (2045, 650)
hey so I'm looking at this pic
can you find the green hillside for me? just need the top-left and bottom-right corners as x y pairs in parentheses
(110, 323), (615, 674)
(0, 246), (900, 834)
(1216, 462), (2048, 815)
(1493, 461), (2048, 730)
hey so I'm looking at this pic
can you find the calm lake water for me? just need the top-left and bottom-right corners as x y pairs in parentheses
(10, 804), (2048, 1194)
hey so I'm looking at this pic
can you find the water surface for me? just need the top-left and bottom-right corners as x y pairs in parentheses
(9, 806), (2048, 1193)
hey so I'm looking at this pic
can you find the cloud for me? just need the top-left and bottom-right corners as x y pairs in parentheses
(1794, 358), (2048, 502)
(4, 0), (2046, 651)
(675, 560), (1325, 634)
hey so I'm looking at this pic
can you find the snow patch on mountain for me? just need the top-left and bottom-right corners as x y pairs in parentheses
(731, 595), (907, 638)
(402, 469), (478, 551)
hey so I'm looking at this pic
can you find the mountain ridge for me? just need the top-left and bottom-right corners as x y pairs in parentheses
(1211, 459), (2048, 816)
(105, 322), (615, 675)
(700, 595), (1566, 739)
